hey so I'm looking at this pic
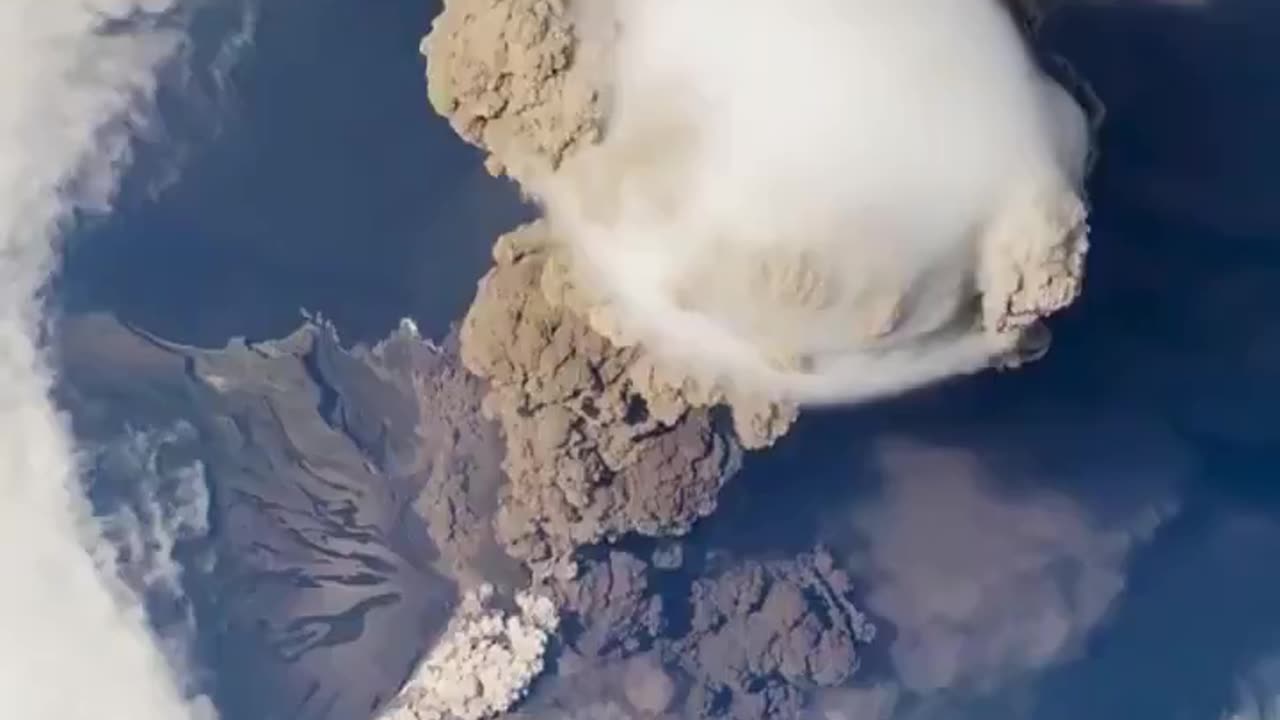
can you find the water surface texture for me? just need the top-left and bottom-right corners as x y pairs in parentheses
(61, 0), (526, 347)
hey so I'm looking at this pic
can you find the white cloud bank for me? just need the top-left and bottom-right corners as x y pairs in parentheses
(538, 0), (1090, 405)
(0, 1), (214, 717)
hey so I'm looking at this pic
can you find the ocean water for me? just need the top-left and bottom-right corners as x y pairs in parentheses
(59, 0), (529, 348)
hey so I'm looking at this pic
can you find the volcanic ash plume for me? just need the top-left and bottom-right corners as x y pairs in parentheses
(536, 0), (1091, 404)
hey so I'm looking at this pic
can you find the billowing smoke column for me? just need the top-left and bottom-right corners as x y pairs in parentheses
(0, 1), (213, 718)
(538, 0), (1091, 404)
